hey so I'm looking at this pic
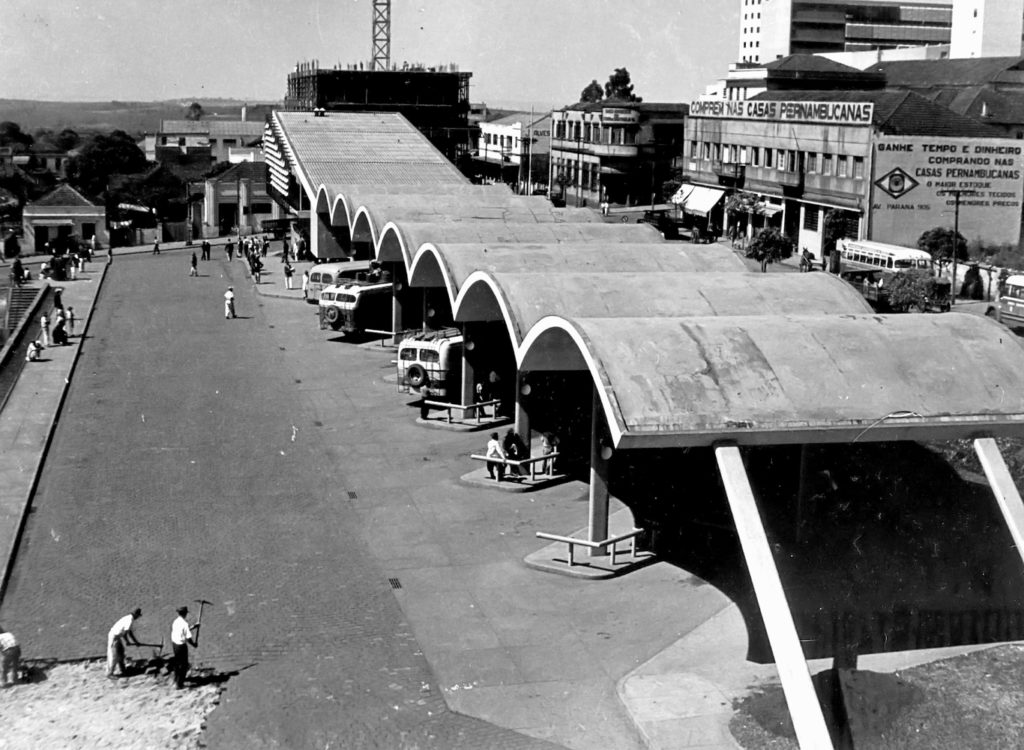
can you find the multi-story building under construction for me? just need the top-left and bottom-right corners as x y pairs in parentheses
(284, 61), (474, 167)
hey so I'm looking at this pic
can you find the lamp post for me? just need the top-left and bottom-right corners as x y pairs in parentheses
(936, 188), (979, 306)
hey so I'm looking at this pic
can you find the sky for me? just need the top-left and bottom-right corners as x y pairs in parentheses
(0, 0), (739, 107)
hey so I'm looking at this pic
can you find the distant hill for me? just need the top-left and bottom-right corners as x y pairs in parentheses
(0, 99), (282, 137)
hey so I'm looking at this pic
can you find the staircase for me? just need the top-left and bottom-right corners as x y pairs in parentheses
(4, 285), (41, 333)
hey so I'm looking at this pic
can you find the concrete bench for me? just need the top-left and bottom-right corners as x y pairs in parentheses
(535, 528), (646, 568)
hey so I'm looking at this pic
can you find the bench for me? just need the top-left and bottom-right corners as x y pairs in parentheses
(470, 452), (561, 480)
(426, 399), (502, 423)
(535, 529), (647, 567)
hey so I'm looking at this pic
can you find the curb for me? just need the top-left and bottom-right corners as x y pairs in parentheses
(0, 262), (109, 605)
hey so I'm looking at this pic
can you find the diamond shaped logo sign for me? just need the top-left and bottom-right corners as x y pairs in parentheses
(874, 167), (919, 200)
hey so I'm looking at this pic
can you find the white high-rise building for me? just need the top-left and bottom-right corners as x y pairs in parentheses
(950, 0), (1024, 58)
(738, 0), (765, 63)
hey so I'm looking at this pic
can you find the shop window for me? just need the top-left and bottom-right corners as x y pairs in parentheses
(806, 152), (818, 173)
(853, 156), (865, 179)
(803, 207), (819, 231)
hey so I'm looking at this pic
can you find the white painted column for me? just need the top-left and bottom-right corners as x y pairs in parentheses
(588, 386), (610, 557)
(514, 370), (531, 455)
(460, 337), (475, 419)
(715, 445), (833, 750)
(975, 437), (1024, 572)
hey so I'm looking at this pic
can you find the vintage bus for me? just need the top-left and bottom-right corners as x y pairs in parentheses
(837, 239), (932, 273)
(318, 279), (393, 335)
(396, 328), (464, 401)
(306, 260), (375, 303)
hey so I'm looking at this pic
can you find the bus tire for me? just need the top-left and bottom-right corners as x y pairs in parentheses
(324, 306), (340, 326)
(407, 364), (428, 389)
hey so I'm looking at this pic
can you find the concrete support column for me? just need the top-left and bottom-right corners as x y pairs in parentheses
(514, 370), (530, 456)
(587, 386), (610, 557)
(391, 284), (404, 345)
(460, 333), (475, 419)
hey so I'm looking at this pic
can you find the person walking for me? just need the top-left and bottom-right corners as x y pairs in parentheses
(152, 239), (160, 255)
(53, 287), (64, 312)
(170, 606), (199, 689)
(485, 432), (506, 482)
(301, 269), (310, 301)
(283, 262), (295, 289)
(189, 252), (198, 277)
(39, 312), (50, 347)
(67, 307), (76, 337)
(225, 240), (233, 261)
(224, 287), (237, 319)
(201, 239), (210, 261)
(0, 625), (20, 687)
(106, 608), (143, 678)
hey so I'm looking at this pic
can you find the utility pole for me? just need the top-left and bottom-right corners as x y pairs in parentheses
(575, 126), (583, 208)
(936, 188), (979, 306)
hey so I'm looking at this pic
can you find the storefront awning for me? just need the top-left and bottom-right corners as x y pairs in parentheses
(674, 185), (725, 217)
(757, 203), (783, 218)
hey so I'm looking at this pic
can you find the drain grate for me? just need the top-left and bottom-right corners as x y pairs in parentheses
(347, 491), (357, 500)
(388, 577), (402, 590)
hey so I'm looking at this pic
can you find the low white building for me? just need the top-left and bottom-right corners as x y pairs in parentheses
(475, 113), (550, 190)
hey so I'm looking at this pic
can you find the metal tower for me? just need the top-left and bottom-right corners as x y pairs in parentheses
(371, 0), (391, 71)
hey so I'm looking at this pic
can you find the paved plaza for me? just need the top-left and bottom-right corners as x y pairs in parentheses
(0, 247), (735, 749)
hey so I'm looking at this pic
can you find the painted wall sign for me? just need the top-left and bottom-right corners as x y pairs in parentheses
(871, 135), (1023, 247)
(689, 99), (874, 126)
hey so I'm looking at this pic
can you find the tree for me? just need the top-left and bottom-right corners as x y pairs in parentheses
(55, 128), (81, 151)
(746, 227), (794, 271)
(886, 269), (936, 312)
(66, 130), (148, 198)
(604, 68), (641, 102)
(0, 121), (33, 152)
(185, 101), (204, 121)
(579, 80), (603, 103)
(917, 226), (968, 262)
(823, 208), (857, 256)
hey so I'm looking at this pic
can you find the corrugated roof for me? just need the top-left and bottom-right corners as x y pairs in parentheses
(867, 56), (1024, 88)
(28, 184), (98, 208)
(207, 120), (264, 138)
(751, 89), (1004, 137)
(488, 112), (548, 128)
(273, 111), (466, 194)
(767, 54), (863, 74)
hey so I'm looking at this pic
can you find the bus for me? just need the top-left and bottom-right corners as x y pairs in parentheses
(306, 260), (375, 303)
(397, 328), (464, 401)
(837, 239), (932, 273)
(318, 279), (393, 335)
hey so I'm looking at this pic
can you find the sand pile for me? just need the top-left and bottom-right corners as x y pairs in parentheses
(3, 658), (224, 749)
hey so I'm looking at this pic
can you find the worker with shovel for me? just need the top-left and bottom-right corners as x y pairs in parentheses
(170, 602), (209, 689)
(106, 608), (143, 678)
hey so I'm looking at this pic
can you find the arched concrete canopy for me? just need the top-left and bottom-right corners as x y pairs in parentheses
(408, 242), (747, 296)
(326, 184), (518, 229)
(453, 271), (873, 347)
(375, 220), (663, 266)
(518, 313), (1024, 449)
(350, 195), (599, 247)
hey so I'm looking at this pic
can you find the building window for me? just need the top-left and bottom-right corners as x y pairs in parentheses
(777, 150), (787, 170)
(821, 153), (833, 175)
(690, 140), (698, 158)
(787, 151), (796, 171)
(803, 207), (820, 231)
(751, 146), (760, 166)
(764, 148), (773, 168)
(713, 143), (722, 161)
(837, 155), (849, 178)
(853, 156), (865, 179)
(739, 146), (748, 164)
(806, 152), (818, 173)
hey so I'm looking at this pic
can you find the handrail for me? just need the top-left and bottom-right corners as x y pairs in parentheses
(424, 398), (501, 423)
(535, 528), (646, 567)
(470, 451), (560, 480)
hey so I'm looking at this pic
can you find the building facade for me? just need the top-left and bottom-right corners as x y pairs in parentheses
(156, 119), (264, 166)
(198, 161), (283, 238)
(754, 0), (953, 64)
(474, 113), (550, 191)
(549, 102), (688, 208)
(681, 90), (1021, 257)
(950, 0), (1024, 58)
(22, 184), (108, 254)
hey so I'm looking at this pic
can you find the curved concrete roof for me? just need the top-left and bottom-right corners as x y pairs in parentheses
(453, 272), (872, 346)
(408, 243), (746, 299)
(323, 185), (517, 227)
(375, 220), (663, 265)
(350, 198), (599, 247)
(519, 313), (1024, 448)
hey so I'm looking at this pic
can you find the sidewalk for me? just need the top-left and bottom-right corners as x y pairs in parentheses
(0, 261), (106, 601)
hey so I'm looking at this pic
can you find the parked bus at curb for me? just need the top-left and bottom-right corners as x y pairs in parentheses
(397, 329), (464, 401)
(318, 279), (393, 335)
(306, 260), (376, 304)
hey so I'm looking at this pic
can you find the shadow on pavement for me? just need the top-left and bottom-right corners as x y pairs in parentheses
(608, 442), (1024, 666)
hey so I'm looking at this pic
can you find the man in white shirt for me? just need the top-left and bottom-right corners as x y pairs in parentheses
(106, 608), (142, 678)
(224, 287), (236, 319)
(170, 606), (199, 689)
(0, 625), (19, 687)
(485, 432), (506, 482)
